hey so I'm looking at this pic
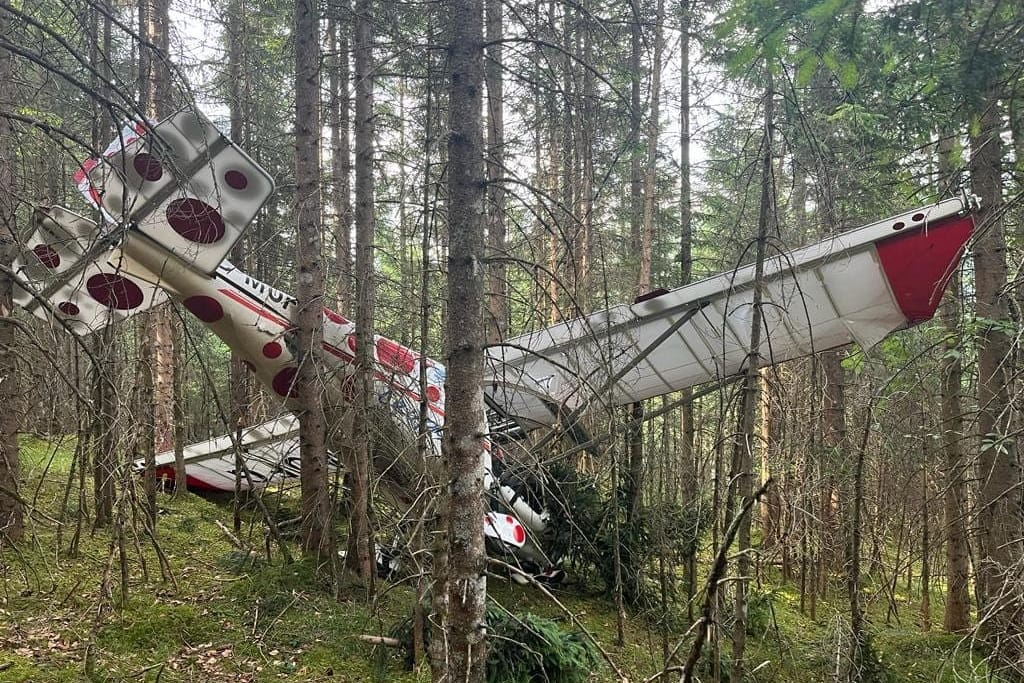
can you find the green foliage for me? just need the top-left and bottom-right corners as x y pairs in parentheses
(849, 633), (892, 683)
(541, 461), (712, 608)
(694, 648), (733, 682)
(372, 604), (599, 683)
(745, 589), (776, 638)
(486, 608), (600, 683)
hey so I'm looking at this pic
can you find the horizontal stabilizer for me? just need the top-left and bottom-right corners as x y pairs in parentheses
(86, 109), (274, 275)
(13, 207), (168, 334)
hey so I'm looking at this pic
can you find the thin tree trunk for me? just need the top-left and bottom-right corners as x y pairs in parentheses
(731, 74), (774, 680)
(346, 0), (376, 587)
(920, 464), (931, 631)
(935, 131), (972, 632)
(638, 0), (663, 294)
(577, 15), (594, 307)
(139, 0), (176, 515)
(677, 0), (696, 622)
(484, 0), (506, 345)
(294, 0), (333, 562)
(847, 407), (870, 674)
(0, 11), (23, 543)
(444, 0), (488, 676)
(970, 84), (1022, 619)
(226, 0), (250, 506)
(92, 0), (116, 525)
(329, 4), (353, 311)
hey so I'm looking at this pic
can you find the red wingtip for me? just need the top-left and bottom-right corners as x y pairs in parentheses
(876, 214), (975, 323)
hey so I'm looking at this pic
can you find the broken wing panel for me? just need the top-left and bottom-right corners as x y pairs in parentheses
(143, 415), (341, 492)
(86, 110), (274, 275)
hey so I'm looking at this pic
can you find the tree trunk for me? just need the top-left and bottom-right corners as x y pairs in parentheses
(0, 12), (23, 543)
(294, 0), (333, 562)
(638, 0), (663, 295)
(970, 85), (1021, 611)
(139, 0), (176, 513)
(731, 75), (773, 679)
(329, 4), (353, 311)
(484, 0), (506, 345)
(940, 288), (971, 632)
(677, 0), (697, 622)
(90, 4), (117, 525)
(444, 0), (488, 677)
(919, 465), (931, 631)
(227, 0), (251, 506)
(346, 0), (376, 587)
(937, 128), (971, 633)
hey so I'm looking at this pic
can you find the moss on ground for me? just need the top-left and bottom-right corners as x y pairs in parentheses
(0, 436), (995, 681)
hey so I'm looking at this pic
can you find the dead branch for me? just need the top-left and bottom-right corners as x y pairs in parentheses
(678, 477), (773, 683)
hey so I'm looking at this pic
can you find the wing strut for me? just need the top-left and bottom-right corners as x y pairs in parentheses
(531, 300), (710, 454)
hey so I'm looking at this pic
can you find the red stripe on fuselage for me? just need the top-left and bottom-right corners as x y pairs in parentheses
(322, 341), (446, 418)
(218, 288), (292, 328)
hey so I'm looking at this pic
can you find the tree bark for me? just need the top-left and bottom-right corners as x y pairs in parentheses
(678, 0), (696, 622)
(346, 0), (376, 587)
(294, 0), (333, 562)
(329, 4), (353, 311)
(484, 0), (506, 345)
(444, 0), (488, 677)
(731, 74), (774, 680)
(227, 0), (251, 507)
(0, 11), (23, 544)
(139, 0), (176, 513)
(89, 5), (116, 526)
(937, 131), (971, 633)
(970, 86), (1021, 611)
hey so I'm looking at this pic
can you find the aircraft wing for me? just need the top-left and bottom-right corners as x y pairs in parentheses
(485, 197), (975, 428)
(140, 415), (341, 492)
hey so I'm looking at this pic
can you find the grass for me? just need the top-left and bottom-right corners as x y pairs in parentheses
(0, 436), (995, 681)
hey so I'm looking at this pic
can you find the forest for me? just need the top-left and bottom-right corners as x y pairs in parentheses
(0, 0), (1022, 680)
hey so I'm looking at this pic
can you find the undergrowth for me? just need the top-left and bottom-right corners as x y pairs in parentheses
(0, 436), (997, 682)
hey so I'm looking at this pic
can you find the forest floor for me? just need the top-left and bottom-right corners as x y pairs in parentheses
(0, 436), (994, 682)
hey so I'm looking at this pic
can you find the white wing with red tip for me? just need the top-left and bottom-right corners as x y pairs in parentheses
(486, 197), (976, 428)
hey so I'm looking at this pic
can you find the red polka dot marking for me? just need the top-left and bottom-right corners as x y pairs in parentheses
(183, 295), (224, 323)
(166, 198), (226, 244)
(263, 341), (282, 358)
(86, 273), (144, 310)
(347, 335), (358, 353)
(513, 524), (525, 544)
(57, 301), (79, 316)
(224, 170), (248, 190)
(426, 385), (441, 402)
(133, 152), (163, 181)
(32, 244), (60, 269)
(272, 366), (298, 398)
